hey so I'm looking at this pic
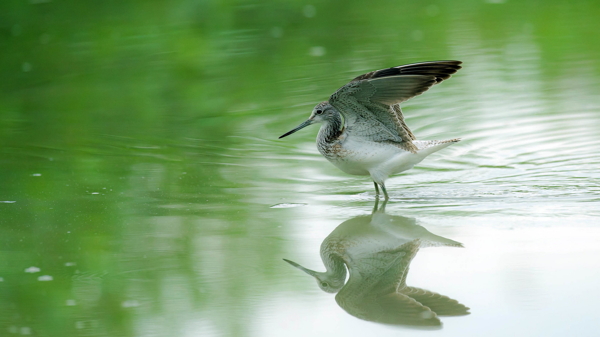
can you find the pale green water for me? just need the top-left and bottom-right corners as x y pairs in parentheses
(1, 1), (600, 336)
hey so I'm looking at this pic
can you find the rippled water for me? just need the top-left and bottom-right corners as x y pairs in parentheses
(1, 1), (600, 336)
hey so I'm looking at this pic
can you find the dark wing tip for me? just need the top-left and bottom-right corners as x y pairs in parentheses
(352, 60), (463, 83)
(411, 76), (439, 96)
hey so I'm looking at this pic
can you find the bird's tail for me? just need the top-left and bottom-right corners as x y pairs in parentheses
(413, 138), (460, 156)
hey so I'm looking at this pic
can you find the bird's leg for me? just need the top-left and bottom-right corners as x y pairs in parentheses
(373, 182), (380, 198)
(380, 183), (389, 200)
(372, 197), (380, 213)
(381, 198), (388, 211)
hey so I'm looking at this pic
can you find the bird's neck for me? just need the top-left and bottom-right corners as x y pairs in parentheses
(322, 251), (347, 282)
(317, 113), (344, 144)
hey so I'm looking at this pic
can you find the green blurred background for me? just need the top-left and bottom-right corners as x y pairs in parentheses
(1, 0), (599, 336)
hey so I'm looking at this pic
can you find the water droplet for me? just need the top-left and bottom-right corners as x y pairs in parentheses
(271, 26), (283, 38)
(411, 30), (423, 41)
(303, 5), (316, 18)
(40, 33), (51, 44)
(122, 300), (140, 308)
(309, 46), (326, 57)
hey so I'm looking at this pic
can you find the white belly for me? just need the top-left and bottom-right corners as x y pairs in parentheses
(320, 137), (422, 178)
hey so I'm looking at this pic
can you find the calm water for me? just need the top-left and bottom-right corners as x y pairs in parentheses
(1, 1), (600, 336)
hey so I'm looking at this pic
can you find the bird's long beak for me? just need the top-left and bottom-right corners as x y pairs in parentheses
(283, 258), (319, 277)
(279, 119), (313, 139)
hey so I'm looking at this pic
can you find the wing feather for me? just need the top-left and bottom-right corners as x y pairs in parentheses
(355, 75), (438, 105)
(329, 60), (462, 150)
(353, 60), (462, 83)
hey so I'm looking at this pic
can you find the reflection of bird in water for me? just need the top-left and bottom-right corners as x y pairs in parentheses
(284, 200), (469, 327)
(279, 61), (462, 199)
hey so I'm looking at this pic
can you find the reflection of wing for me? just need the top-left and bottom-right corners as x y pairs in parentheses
(337, 291), (442, 327)
(335, 240), (426, 324)
(329, 61), (462, 152)
(343, 240), (422, 296)
(402, 287), (470, 316)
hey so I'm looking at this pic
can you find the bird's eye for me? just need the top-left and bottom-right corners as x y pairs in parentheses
(321, 282), (329, 287)
(315, 109), (323, 115)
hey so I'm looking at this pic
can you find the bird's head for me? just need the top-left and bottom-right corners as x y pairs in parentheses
(279, 101), (339, 139)
(283, 258), (345, 293)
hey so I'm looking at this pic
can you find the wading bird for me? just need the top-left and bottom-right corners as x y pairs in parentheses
(279, 61), (462, 199)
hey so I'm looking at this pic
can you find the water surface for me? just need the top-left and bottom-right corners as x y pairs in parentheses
(1, 1), (600, 336)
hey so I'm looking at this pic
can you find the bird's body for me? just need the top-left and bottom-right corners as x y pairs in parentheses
(280, 61), (462, 199)
(316, 118), (458, 183)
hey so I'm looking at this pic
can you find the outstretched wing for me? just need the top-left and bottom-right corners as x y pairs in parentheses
(329, 61), (462, 152)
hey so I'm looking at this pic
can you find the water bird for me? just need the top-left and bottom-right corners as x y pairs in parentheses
(283, 200), (469, 327)
(279, 61), (462, 199)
